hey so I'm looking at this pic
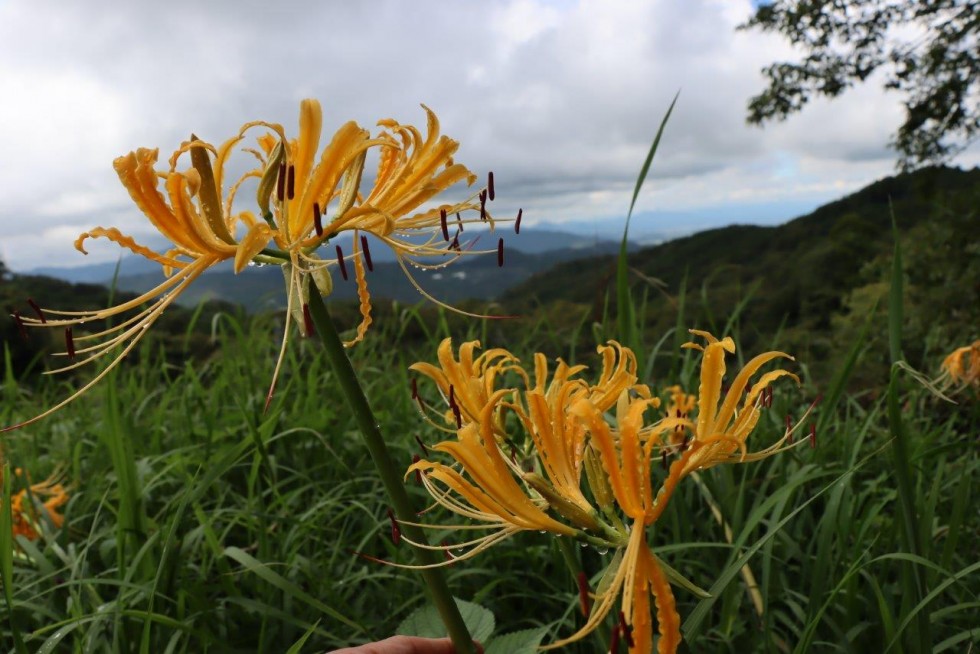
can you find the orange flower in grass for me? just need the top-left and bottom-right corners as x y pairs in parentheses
(6, 101), (499, 431)
(939, 340), (980, 392)
(3, 469), (69, 541)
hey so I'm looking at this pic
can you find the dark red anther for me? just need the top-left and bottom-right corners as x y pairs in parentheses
(302, 304), (314, 337)
(452, 403), (462, 428)
(313, 202), (323, 236)
(360, 235), (374, 271)
(785, 414), (793, 433)
(661, 450), (669, 471)
(448, 384), (457, 409)
(414, 434), (430, 456)
(514, 208), (522, 234)
(809, 423), (816, 449)
(576, 571), (591, 616)
(441, 540), (454, 562)
(27, 298), (45, 323)
(440, 208), (449, 241)
(456, 212), (463, 232)
(412, 454), (422, 484)
(619, 611), (634, 648)
(335, 245), (349, 280)
(479, 190), (487, 220)
(487, 171), (495, 201)
(276, 161), (286, 201)
(65, 327), (75, 360)
(497, 238), (504, 267)
(286, 164), (295, 200)
(509, 445), (517, 464)
(608, 625), (620, 654)
(410, 377), (419, 400)
(766, 387), (774, 408)
(386, 508), (401, 545)
(11, 310), (27, 340)
(450, 233), (460, 251)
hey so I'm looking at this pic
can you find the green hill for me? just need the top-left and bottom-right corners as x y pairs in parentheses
(501, 165), (979, 383)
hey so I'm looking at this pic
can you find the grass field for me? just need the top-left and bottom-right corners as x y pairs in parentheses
(1, 273), (977, 654)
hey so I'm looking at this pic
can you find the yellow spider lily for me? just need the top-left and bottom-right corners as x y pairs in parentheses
(6, 101), (497, 431)
(403, 336), (812, 653)
(409, 338), (522, 433)
(557, 394), (681, 654)
(654, 329), (814, 477)
(405, 390), (580, 566)
(939, 340), (980, 392)
(405, 341), (683, 653)
(403, 341), (650, 565)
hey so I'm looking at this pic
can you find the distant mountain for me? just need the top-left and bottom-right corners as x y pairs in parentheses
(112, 237), (631, 311)
(26, 228), (635, 310)
(25, 228), (631, 281)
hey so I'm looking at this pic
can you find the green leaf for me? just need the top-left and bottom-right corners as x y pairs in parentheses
(485, 627), (549, 654)
(285, 621), (320, 654)
(397, 598), (495, 644)
(888, 206), (903, 364)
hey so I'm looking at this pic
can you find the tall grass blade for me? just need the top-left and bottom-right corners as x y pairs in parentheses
(885, 207), (930, 651)
(1, 464), (29, 654)
(617, 91), (679, 361)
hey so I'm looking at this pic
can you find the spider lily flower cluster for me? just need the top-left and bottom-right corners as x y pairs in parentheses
(6, 100), (512, 431)
(403, 331), (816, 653)
(1, 467), (69, 542)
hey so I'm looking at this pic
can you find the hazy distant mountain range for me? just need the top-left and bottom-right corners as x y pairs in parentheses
(25, 228), (641, 311)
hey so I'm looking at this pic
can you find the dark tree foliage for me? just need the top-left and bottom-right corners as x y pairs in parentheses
(742, 0), (979, 170)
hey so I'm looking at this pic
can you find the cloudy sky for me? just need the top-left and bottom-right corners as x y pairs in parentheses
(0, 0), (976, 272)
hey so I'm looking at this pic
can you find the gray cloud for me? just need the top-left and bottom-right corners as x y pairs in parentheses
(1, 0), (975, 271)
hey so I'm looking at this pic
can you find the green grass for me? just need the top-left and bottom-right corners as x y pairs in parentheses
(1, 292), (977, 653)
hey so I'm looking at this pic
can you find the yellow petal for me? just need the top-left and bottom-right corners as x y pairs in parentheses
(234, 222), (273, 273)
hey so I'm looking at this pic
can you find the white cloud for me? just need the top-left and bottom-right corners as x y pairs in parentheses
(0, 0), (974, 272)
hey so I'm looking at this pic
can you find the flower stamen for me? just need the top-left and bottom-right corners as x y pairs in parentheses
(313, 202), (323, 236)
(335, 244), (349, 280)
(387, 508), (401, 545)
(515, 208), (522, 234)
(27, 298), (46, 323)
(360, 235), (374, 271)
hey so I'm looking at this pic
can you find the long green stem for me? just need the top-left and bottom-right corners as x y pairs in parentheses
(306, 291), (476, 653)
